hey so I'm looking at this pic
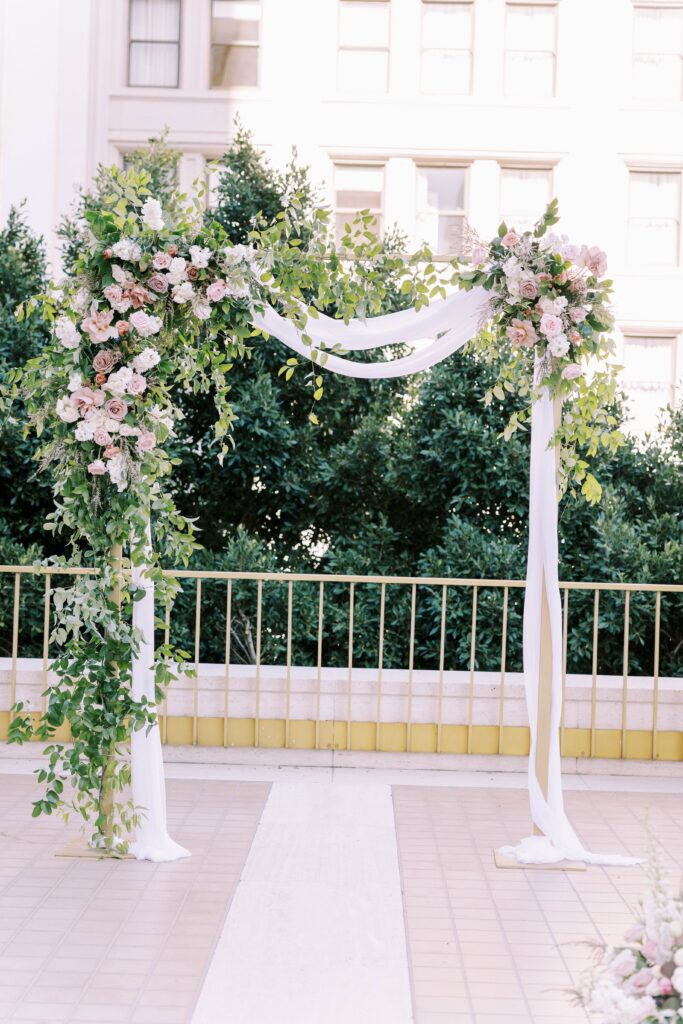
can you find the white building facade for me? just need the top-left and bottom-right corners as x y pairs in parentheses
(1, 0), (682, 432)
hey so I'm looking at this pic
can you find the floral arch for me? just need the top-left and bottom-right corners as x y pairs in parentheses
(9, 171), (632, 865)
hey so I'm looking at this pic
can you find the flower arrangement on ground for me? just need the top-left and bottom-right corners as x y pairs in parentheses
(576, 839), (683, 1024)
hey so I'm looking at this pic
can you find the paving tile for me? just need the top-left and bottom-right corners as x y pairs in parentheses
(394, 784), (676, 1024)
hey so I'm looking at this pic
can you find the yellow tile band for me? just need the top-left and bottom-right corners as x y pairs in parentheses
(1, 713), (681, 760)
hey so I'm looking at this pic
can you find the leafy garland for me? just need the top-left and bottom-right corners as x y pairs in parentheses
(6, 170), (621, 851)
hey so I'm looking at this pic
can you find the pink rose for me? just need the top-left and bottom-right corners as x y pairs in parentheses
(137, 430), (156, 452)
(93, 428), (112, 446)
(103, 285), (124, 306)
(127, 373), (147, 396)
(518, 278), (539, 300)
(105, 398), (128, 421)
(569, 306), (587, 323)
(502, 231), (519, 248)
(123, 284), (150, 309)
(580, 245), (607, 277)
(610, 948), (637, 978)
(569, 330), (581, 344)
(506, 318), (538, 348)
(103, 445), (120, 459)
(70, 387), (105, 416)
(642, 940), (658, 961)
(658, 977), (673, 996)
(81, 307), (118, 344)
(152, 251), (172, 270)
(92, 349), (116, 374)
(471, 246), (487, 265)
(148, 273), (168, 294)
(88, 460), (106, 476)
(539, 313), (563, 338)
(627, 968), (654, 993)
(206, 279), (228, 303)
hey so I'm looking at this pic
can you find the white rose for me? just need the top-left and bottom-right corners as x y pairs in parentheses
(172, 281), (194, 304)
(68, 372), (82, 392)
(540, 313), (563, 338)
(192, 295), (212, 320)
(111, 264), (134, 285)
(71, 288), (91, 314)
(112, 238), (142, 262)
(75, 419), (97, 441)
(189, 245), (210, 269)
(167, 257), (188, 285)
(674, 945), (683, 964)
(548, 332), (570, 357)
(56, 397), (79, 423)
(672, 966), (683, 993)
(502, 256), (521, 280)
(561, 243), (581, 263)
(55, 316), (81, 350)
(106, 453), (128, 491)
(132, 347), (161, 373)
(141, 197), (164, 232)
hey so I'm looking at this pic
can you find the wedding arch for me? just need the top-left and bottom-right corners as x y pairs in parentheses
(9, 171), (635, 866)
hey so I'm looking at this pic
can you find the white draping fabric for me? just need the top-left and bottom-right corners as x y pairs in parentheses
(129, 521), (190, 862)
(128, 286), (639, 866)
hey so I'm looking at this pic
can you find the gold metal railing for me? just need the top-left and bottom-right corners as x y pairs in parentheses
(1, 564), (682, 760)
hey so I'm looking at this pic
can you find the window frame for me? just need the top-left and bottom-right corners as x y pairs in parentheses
(503, 0), (559, 100)
(127, 0), (182, 90)
(414, 163), (469, 256)
(209, 0), (262, 91)
(336, 0), (391, 94)
(620, 329), (680, 430)
(498, 164), (554, 234)
(627, 167), (683, 267)
(333, 161), (386, 242)
(630, 2), (683, 102)
(419, 0), (474, 96)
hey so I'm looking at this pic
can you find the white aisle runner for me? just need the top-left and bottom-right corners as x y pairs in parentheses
(191, 782), (413, 1024)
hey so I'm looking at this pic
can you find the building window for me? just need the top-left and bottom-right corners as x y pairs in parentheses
(628, 170), (681, 265)
(622, 334), (677, 434)
(334, 164), (384, 241)
(504, 2), (557, 98)
(632, 5), (683, 100)
(415, 166), (467, 253)
(500, 167), (552, 232)
(420, 0), (473, 95)
(128, 0), (181, 88)
(337, 0), (390, 93)
(210, 0), (261, 88)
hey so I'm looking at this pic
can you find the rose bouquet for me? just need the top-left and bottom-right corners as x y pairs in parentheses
(458, 200), (624, 503)
(576, 841), (683, 1024)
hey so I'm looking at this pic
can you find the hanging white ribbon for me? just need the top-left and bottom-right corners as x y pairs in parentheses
(129, 287), (638, 865)
(129, 520), (190, 862)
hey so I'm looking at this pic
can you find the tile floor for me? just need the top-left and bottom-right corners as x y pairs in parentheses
(0, 774), (270, 1024)
(0, 763), (680, 1024)
(393, 786), (682, 1024)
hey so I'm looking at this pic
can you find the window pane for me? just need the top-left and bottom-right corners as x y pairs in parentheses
(506, 4), (556, 51)
(416, 212), (465, 252)
(421, 49), (471, 93)
(129, 41), (179, 86)
(339, 2), (390, 47)
(335, 165), (383, 240)
(130, 0), (180, 40)
(622, 336), (675, 435)
(417, 167), (466, 213)
(335, 212), (382, 239)
(421, 3), (472, 48)
(338, 48), (389, 91)
(504, 50), (555, 97)
(500, 167), (552, 230)
(633, 7), (683, 55)
(629, 171), (679, 217)
(632, 54), (682, 99)
(211, 43), (258, 86)
(628, 218), (679, 264)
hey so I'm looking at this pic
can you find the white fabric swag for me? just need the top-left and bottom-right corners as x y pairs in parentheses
(131, 287), (638, 866)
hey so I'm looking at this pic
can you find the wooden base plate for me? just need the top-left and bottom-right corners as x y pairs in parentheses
(55, 839), (133, 860)
(494, 848), (587, 871)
